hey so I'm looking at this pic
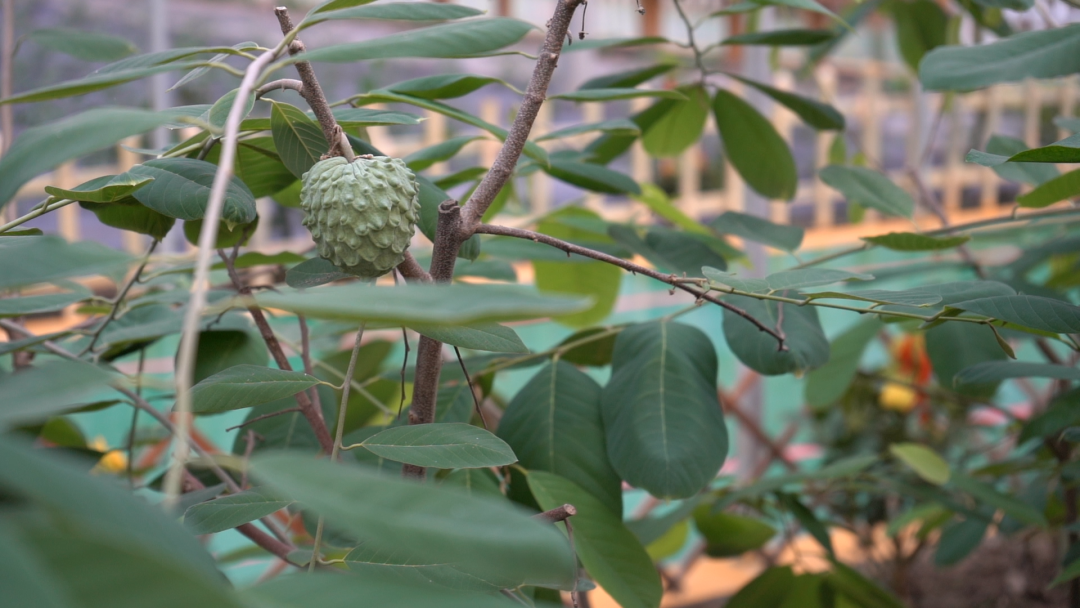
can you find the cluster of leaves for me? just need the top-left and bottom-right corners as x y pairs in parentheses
(0, 1), (1079, 607)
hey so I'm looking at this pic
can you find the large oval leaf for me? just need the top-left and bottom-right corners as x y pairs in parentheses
(693, 507), (777, 557)
(301, 2), (483, 28)
(601, 321), (727, 499)
(27, 28), (138, 61)
(804, 318), (882, 408)
(951, 295), (1080, 334)
(725, 73), (844, 131)
(0, 360), (117, 429)
(819, 164), (914, 218)
(0, 236), (132, 290)
(722, 293), (830, 376)
(408, 322), (528, 354)
(642, 85), (710, 157)
(128, 158), (257, 224)
(713, 89), (797, 200)
(183, 487), (292, 535)
(254, 284), (590, 326)
(354, 423), (517, 469)
(242, 572), (512, 608)
(498, 362), (623, 516)
(190, 365), (321, 415)
(0, 108), (187, 208)
(251, 452), (575, 589)
(269, 100), (329, 179)
(279, 18), (535, 64)
(528, 471), (662, 608)
(920, 24), (1080, 91)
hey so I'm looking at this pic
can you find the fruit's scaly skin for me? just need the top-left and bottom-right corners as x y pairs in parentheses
(300, 156), (421, 279)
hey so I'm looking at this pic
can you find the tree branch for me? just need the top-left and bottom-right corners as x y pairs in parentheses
(474, 223), (788, 350)
(534, 504), (577, 523)
(274, 8), (341, 151)
(81, 240), (158, 357)
(396, 251), (433, 283)
(255, 78), (303, 99)
(458, 0), (586, 232)
(403, 202), (462, 479)
(218, 249), (335, 454)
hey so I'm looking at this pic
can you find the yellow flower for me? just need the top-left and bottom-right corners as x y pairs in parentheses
(879, 382), (918, 413)
(90, 436), (128, 474)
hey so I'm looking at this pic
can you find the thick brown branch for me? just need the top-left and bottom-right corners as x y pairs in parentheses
(219, 250), (335, 454)
(459, 0), (586, 231)
(404, 202), (463, 479)
(473, 224), (788, 350)
(535, 504), (577, 523)
(255, 78), (303, 99)
(274, 8), (341, 151)
(397, 251), (433, 283)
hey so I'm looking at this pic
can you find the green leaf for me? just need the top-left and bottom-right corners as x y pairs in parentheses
(359, 92), (549, 166)
(693, 507), (776, 557)
(1007, 132), (1080, 163)
(279, 18), (535, 64)
(723, 28), (835, 46)
(724, 73), (844, 131)
(727, 567), (797, 608)
(956, 361), (1080, 386)
(405, 136), (483, 171)
(204, 88), (254, 132)
(819, 165), (915, 218)
(498, 362), (623, 515)
(890, 443), (950, 485)
(0, 287), (89, 318)
(0, 360), (117, 428)
(711, 211), (804, 252)
(1020, 389), (1080, 444)
(311, 0), (376, 12)
(0, 61), (205, 105)
(578, 63), (676, 90)
(286, 258), (350, 289)
(754, 0), (844, 21)
(0, 236), (132, 290)
(862, 232), (970, 251)
(778, 493), (833, 555)
(203, 137), (298, 199)
(80, 199), (176, 240)
(183, 487), (292, 534)
(343, 542), (502, 591)
(601, 321), (727, 499)
(1052, 558), (1080, 588)
(642, 85), (709, 157)
(386, 73), (511, 99)
(255, 284), (590, 326)
(949, 472), (1047, 527)
(252, 452), (575, 588)
(537, 118), (641, 142)
(934, 517), (988, 566)
(26, 27), (138, 61)
(0, 108), (188, 208)
(826, 561), (905, 608)
(805, 318), (882, 408)
(609, 225), (730, 275)
(632, 183), (711, 234)
(409, 322), (527, 354)
(243, 572), (512, 608)
(355, 423), (516, 469)
(190, 365), (321, 415)
(721, 293), (829, 375)
(553, 88), (688, 102)
(926, 323), (1006, 398)
(1016, 168), (1080, 209)
(192, 329), (269, 385)
(528, 471), (662, 608)
(0, 435), (223, 579)
(891, 0), (948, 73)
(920, 24), (1080, 91)
(951, 295), (1080, 334)
(982, 134), (1060, 185)
(558, 328), (618, 367)
(532, 209), (622, 328)
(301, 2), (483, 28)
(704, 266), (873, 293)
(269, 100), (329, 179)
(563, 36), (668, 53)
(45, 172), (153, 203)
(545, 159), (641, 194)
(331, 107), (422, 127)
(713, 89), (797, 200)
(128, 158), (257, 224)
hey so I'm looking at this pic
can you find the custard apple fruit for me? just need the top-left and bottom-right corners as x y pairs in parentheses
(300, 155), (421, 279)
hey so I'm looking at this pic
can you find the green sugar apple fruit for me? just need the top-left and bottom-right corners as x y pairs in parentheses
(300, 155), (421, 279)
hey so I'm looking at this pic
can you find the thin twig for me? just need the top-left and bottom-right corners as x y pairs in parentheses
(534, 504), (577, 523)
(298, 315), (323, 419)
(0, 0), (13, 164)
(672, 0), (709, 83)
(274, 8), (342, 151)
(459, 0), (587, 230)
(453, 346), (488, 430)
(399, 327), (410, 418)
(255, 78), (303, 99)
(126, 347), (146, 488)
(167, 38), (288, 508)
(218, 248), (335, 453)
(474, 223), (788, 350)
(226, 407), (301, 432)
(82, 239), (158, 357)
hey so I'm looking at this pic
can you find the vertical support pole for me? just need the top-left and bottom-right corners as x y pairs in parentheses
(423, 109), (448, 174)
(860, 60), (883, 225)
(531, 101), (553, 215)
(117, 138), (147, 253)
(943, 95), (964, 212)
(55, 163), (79, 242)
(979, 85), (1002, 209)
(677, 143), (702, 220)
(813, 64), (838, 228)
